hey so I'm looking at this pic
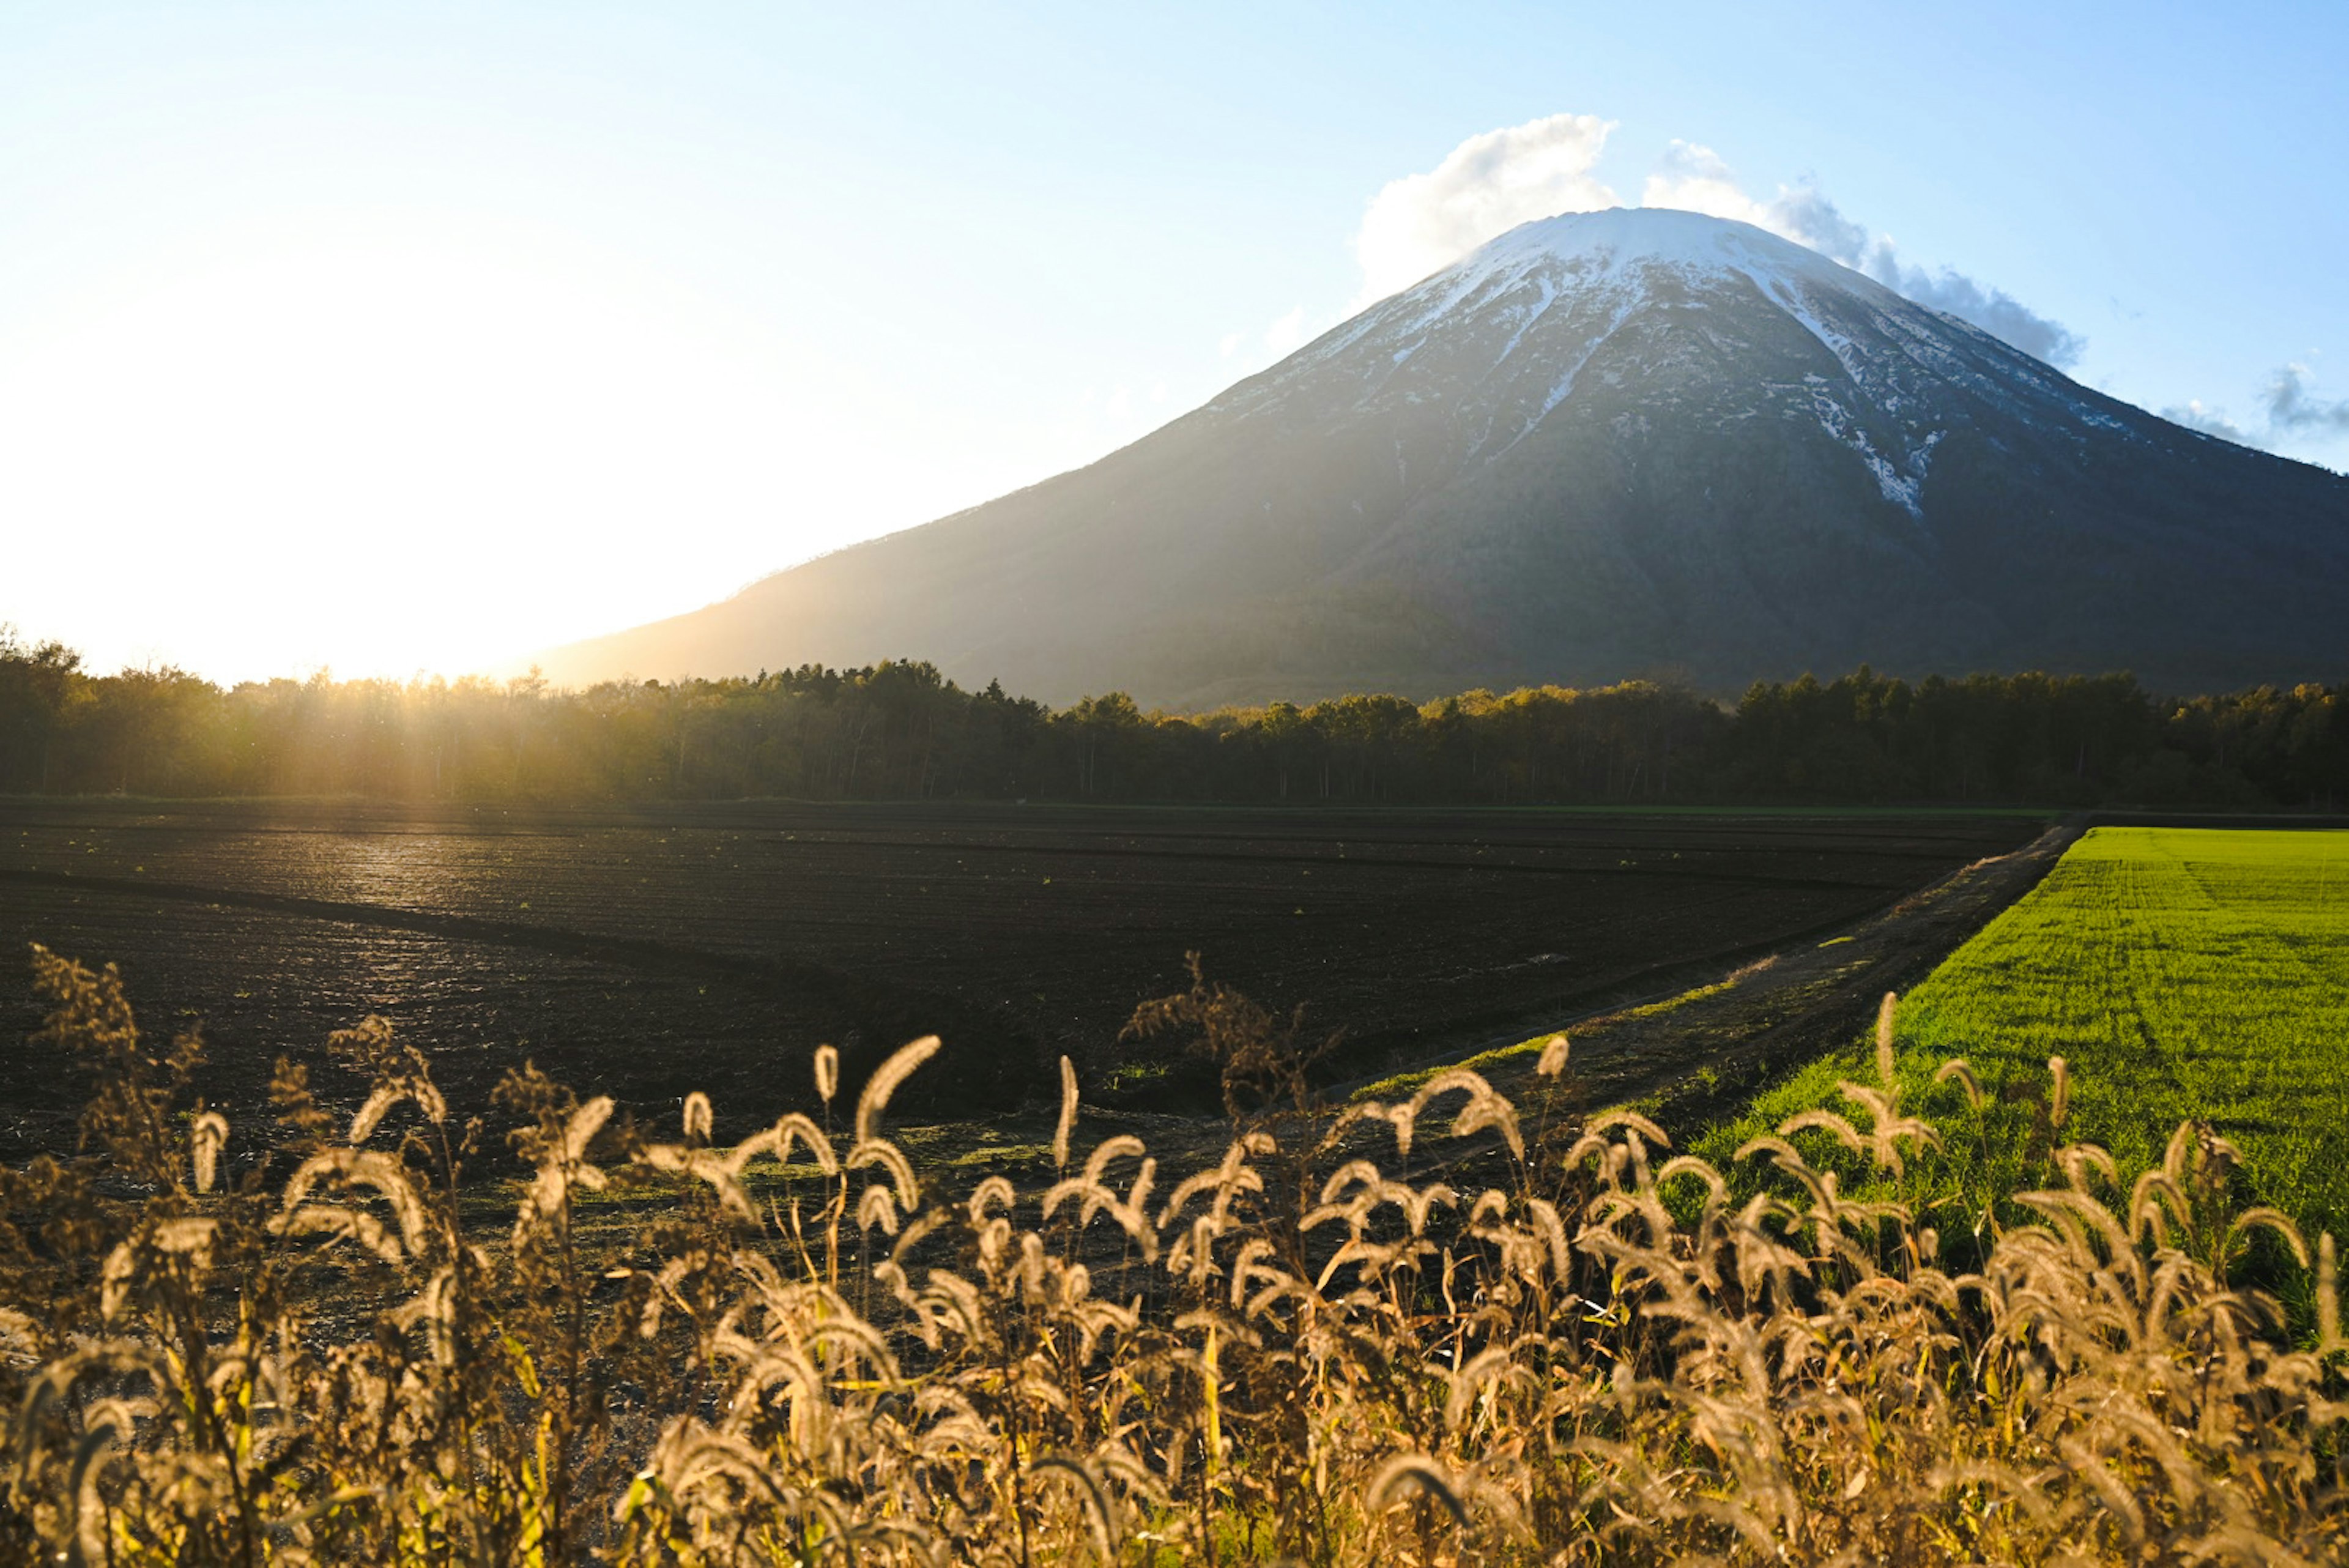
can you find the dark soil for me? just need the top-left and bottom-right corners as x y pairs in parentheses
(0, 798), (2047, 1159)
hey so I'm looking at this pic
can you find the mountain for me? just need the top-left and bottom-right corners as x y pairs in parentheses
(538, 207), (2349, 705)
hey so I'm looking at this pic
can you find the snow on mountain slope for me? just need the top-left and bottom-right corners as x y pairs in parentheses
(538, 209), (2349, 705)
(1214, 208), (2120, 520)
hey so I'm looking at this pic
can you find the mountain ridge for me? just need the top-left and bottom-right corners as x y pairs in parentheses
(537, 207), (2349, 705)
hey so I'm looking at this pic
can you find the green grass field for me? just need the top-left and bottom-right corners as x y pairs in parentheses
(1701, 826), (2349, 1247)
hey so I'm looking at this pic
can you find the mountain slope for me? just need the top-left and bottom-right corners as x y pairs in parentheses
(539, 207), (2349, 704)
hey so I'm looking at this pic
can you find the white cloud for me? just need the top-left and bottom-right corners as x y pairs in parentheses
(1750, 181), (1871, 263)
(1638, 140), (1777, 229)
(1264, 305), (1310, 355)
(2160, 399), (2259, 446)
(1351, 112), (1619, 306)
(1214, 305), (1327, 374)
(1642, 141), (2085, 368)
(1884, 267), (2084, 367)
(2264, 362), (2349, 437)
(1348, 120), (2081, 370)
(2161, 363), (2349, 453)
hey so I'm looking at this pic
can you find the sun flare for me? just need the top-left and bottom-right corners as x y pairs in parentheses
(0, 217), (825, 683)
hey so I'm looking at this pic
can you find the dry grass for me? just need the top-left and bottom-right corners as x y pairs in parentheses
(4, 946), (2347, 1565)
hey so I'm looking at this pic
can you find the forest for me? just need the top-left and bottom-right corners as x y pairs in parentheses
(1, 626), (2342, 808)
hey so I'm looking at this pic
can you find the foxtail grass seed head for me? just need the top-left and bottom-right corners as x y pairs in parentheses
(2323, 1233), (2344, 1353)
(1055, 1054), (1079, 1170)
(1367, 1454), (1469, 1529)
(1934, 1057), (1986, 1113)
(190, 1110), (228, 1194)
(10, 952), (2349, 1567)
(1875, 990), (1899, 1087)
(855, 1034), (939, 1145)
(1536, 1033), (1570, 1077)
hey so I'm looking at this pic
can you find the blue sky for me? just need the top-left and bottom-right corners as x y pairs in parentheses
(2, 1), (2343, 681)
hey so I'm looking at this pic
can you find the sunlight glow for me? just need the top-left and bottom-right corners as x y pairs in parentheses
(0, 215), (972, 685)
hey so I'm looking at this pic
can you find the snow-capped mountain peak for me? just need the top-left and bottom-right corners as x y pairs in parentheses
(1441, 206), (1861, 299)
(540, 209), (2349, 708)
(1211, 207), (2128, 526)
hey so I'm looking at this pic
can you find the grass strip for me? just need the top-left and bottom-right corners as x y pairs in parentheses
(1698, 826), (2349, 1244)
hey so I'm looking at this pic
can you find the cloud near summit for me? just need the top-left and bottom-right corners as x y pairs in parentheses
(1349, 117), (2085, 369)
(1641, 141), (2084, 368)
(2162, 363), (2349, 456)
(1351, 113), (1620, 307)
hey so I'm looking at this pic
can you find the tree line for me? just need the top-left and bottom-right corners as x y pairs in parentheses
(2, 628), (2342, 809)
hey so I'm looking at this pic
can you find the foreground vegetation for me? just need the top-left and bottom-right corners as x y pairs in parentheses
(6, 946), (2348, 1564)
(4, 625), (2344, 806)
(1705, 827), (2349, 1251)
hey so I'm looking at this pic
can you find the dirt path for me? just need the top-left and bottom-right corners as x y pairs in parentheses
(1497, 817), (2081, 1128)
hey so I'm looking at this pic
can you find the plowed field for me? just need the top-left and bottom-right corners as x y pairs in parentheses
(1, 799), (2044, 1153)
